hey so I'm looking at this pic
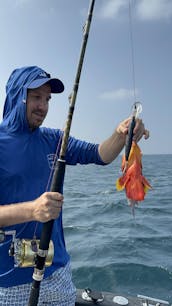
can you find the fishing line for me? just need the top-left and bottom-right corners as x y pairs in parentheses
(124, 1), (142, 166)
(128, 0), (137, 103)
(45, 129), (64, 191)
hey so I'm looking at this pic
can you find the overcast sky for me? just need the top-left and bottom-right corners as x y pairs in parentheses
(0, 0), (171, 154)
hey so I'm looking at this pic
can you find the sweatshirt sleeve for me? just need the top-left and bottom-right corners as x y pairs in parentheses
(65, 136), (107, 166)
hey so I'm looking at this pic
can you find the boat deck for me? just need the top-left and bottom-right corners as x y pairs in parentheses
(76, 288), (170, 306)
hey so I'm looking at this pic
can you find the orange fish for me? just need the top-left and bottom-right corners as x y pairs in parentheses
(116, 141), (152, 213)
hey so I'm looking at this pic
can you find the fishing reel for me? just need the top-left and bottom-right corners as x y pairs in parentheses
(0, 229), (54, 268)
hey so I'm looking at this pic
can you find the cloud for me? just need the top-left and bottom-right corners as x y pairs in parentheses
(137, 0), (172, 20)
(98, 0), (172, 21)
(98, 0), (126, 19)
(100, 88), (139, 101)
(15, 0), (29, 5)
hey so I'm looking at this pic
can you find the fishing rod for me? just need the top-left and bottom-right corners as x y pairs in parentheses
(28, 1), (96, 305)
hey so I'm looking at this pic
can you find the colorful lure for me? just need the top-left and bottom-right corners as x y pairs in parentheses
(116, 141), (152, 213)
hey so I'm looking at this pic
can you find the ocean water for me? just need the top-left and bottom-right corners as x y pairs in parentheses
(63, 154), (172, 303)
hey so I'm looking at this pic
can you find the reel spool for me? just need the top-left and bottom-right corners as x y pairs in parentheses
(11, 238), (54, 268)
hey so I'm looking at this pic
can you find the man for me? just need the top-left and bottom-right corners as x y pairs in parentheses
(0, 66), (149, 305)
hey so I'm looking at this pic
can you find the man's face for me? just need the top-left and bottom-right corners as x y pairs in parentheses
(26, 83), (51, 130)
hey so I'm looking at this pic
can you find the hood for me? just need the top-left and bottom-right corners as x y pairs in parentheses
(1, 66), (51, 133)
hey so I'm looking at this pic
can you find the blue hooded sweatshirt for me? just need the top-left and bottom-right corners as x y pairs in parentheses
(0, 66), (105, 287)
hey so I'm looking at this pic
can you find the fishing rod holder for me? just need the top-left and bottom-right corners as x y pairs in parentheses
(137, 294), (169, 306)
(0, 229), (54, 268)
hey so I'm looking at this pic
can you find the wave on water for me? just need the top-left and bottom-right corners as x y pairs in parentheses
(63, 155), (172, 303)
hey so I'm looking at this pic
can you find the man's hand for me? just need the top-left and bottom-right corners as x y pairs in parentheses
(32, 192), (63, 222)
(116, 117), (150, 142)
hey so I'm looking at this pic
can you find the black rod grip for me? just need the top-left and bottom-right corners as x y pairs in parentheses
(40, 159), (65, 251)
(28, 282), (40, 306)
(50, 159), (66, 192)
(125, 116), (136, 161)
